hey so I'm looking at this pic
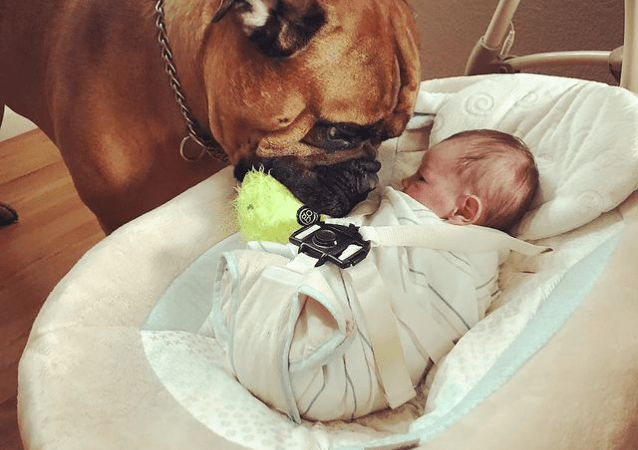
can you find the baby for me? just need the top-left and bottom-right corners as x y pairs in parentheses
(205, 129), (539, 423)
(402, 128), (538, 232)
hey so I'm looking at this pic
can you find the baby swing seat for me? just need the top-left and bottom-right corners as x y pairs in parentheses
(18, 73), (638, 450)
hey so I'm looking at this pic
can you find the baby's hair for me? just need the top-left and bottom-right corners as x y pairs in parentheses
(443, 129), (539, 232)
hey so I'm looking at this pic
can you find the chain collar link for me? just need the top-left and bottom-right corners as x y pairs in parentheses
(155, 0), (228, 162)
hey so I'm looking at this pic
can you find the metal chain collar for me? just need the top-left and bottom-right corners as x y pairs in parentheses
(154, 0), (228, 162)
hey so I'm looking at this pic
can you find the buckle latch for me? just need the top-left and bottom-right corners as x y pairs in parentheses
(290, 222), (371, 269)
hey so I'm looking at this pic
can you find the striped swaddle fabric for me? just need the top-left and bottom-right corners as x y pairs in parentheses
(207, 187), (499, 422)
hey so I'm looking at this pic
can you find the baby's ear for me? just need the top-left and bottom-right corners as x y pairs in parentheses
(448, 195), (483, 225)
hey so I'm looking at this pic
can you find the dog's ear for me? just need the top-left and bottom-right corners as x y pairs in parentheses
(212, 0), (325, 57)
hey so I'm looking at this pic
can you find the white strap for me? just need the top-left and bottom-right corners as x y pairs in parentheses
(360, 224), (551, 256)
(345, 262), (417, 408)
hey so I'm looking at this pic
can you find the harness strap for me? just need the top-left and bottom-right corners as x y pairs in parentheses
(360, 223), (551, 256)
(345, 262), (418, 408)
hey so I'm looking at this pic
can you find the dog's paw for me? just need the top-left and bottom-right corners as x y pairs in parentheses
(0, 202), (19, 228)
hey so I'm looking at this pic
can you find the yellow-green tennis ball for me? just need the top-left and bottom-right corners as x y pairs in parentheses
(234, 169), (315, 243)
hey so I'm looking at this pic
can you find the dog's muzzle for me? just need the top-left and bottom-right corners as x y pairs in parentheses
(234, 156), (381, 217)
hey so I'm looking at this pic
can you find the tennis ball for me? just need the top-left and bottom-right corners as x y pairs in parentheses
(234, 169), (323, 243)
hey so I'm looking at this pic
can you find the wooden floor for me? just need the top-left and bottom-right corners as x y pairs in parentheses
(0, 130), (104, 449)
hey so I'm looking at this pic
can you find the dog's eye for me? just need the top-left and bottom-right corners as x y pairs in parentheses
(302, 122), (371, 151)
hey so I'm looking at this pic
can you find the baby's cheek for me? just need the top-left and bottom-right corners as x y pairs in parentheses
(402, 183), (415, 197)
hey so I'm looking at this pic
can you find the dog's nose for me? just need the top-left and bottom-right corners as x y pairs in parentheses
(359, 157), (382, 174)
(357, 159), (381, 193)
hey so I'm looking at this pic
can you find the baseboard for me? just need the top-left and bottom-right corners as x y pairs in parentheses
(0, 107), (37, 142)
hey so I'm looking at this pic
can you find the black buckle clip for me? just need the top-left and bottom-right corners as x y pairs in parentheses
(290, 222), (371, 269)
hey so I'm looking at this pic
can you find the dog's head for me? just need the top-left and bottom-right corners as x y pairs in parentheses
(204, 0), (420, 217)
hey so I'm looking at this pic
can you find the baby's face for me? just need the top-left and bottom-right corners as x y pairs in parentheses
(401, 139), (466, 219)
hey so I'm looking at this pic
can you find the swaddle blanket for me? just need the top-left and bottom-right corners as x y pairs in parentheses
(203, 187), (499, 422)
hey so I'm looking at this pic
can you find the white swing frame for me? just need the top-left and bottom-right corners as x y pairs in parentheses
(465, 0), (638, 93)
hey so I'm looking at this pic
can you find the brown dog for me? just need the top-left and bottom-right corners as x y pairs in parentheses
(0, 0), (420, 233)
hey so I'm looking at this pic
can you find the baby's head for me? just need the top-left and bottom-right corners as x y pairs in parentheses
(402, 129), (538, 232)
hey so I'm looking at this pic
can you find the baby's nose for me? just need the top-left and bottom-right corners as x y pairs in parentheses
(401, 176), (410, 190)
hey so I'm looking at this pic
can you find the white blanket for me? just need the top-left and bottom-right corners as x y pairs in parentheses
(204, 188), (499, 422)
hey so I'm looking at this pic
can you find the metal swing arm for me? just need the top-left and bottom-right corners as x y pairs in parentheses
(465, 0), (638, 93)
